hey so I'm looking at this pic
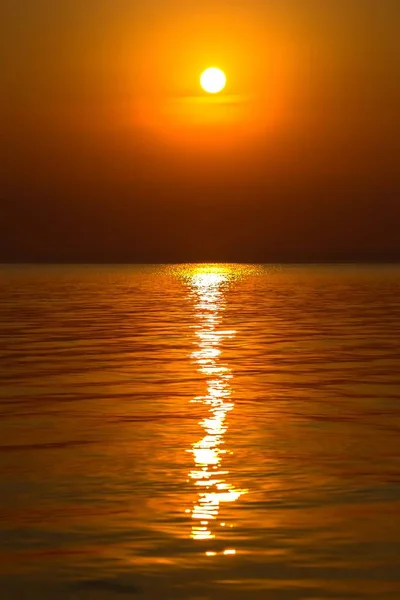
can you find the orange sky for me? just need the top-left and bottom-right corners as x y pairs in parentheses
(1, 0), (399, 261)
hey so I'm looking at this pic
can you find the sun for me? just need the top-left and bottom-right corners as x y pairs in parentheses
(200, 68), (227, 94)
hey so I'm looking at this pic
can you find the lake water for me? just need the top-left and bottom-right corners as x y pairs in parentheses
(0, 264), (400, 599)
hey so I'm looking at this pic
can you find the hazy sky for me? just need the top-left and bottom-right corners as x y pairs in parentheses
(1, 0), (399, 262)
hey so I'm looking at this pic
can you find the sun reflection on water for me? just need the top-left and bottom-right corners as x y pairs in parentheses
(186, 266), (247, 552)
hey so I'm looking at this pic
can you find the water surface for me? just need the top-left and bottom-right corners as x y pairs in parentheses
(0, 264), (400, 599)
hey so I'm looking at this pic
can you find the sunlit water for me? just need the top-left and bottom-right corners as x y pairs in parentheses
(0, 264), (400, 599)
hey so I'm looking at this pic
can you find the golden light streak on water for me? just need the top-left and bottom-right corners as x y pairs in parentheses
(186, 266), (247, 551)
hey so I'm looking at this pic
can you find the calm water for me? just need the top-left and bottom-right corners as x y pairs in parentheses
(0, 264), (400, 600)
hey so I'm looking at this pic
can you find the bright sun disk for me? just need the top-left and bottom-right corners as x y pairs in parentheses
(200, 68), (227, 94)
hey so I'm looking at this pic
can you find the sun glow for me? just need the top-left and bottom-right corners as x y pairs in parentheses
(200, 68), (227, 94)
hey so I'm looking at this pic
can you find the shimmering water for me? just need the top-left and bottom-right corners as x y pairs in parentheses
(0, 264), (400, 599)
